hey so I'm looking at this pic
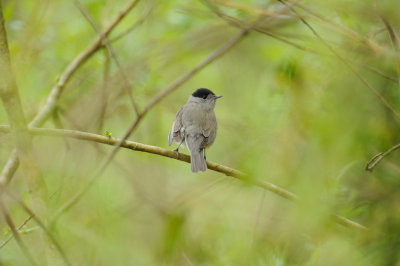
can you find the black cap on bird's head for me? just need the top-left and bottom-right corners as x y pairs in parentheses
(192, 88), (222, 99)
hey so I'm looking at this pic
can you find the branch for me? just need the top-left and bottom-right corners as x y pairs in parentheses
(0, 125), (368, 231)
(0, 1), (46, 214)
(365, 143), (400, 171)
(0, 215), (34, 249)
(2, 187), (71, 266)
(0, 201), (37, 266)
(381, 17), (400, 85)
(0, 0), (142, 185)
(74, 0), (141, 115)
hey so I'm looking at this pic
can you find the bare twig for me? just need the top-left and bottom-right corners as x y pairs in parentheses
(182, 252), (195, 266)
(381, 17), (400, 84)
(0, 215), (34, 249)
(0, 201), (37, 266)
(0, 1), (46, 215)
(0, 125), (368, 231)
(97, 49), (111, 133)
(110, 1), (156, 43)
(74, 0), (141, 115)
(365, 144), (400, 171)
(0, 0), (142, 185)
(359, 64), (398, 82)
(2, 187), (71, 266)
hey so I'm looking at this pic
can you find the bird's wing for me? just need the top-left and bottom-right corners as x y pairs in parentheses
(201, 111), (217, 138)
(168, 108), (184, 146)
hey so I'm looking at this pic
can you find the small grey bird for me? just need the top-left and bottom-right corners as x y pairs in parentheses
(169, 88), (222, 172)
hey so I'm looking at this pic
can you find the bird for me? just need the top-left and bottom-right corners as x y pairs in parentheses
(168, 88), (222, 172)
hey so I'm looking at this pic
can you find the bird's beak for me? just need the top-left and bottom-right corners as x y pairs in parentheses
(214, 95), (222, 99)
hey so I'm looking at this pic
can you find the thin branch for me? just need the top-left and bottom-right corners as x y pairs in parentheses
(0, 1), (46, 214)
(0, 0), (142, 185)
(97, 49), (111, 134)
(0, 214), (34, 249)
(74, 0), (141, 115)
(365, 144), (400, 171)
(110, 1), (156, 43)
(182, 252), (195, 266)
(0, 125), (368, 231)
(277, 0), (400, 121)
(2, 187), (71, 266)
(359, 64), (398, 83)
(381, 17), (400, 85)
(0, 201), (37, 266)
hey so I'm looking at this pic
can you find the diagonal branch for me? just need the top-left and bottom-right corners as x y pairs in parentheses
(0, 1), (46, 214)
(0, 201), (37, 266)
(0, 125), (369, 231)
(381, 17), (400, 85)
(0, 0), (142, 186)
(365, 143), (400, 171)
(1, 187), (71, 266)
(74, 0), (141, 115)
(0, 214), (34, 249)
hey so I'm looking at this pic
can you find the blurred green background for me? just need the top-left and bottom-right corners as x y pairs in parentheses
(1, 0), (400, 265)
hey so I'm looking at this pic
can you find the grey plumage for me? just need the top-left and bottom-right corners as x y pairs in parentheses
(169, 88), (221, 172)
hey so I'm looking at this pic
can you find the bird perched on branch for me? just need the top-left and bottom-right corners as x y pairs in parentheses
(169, 88), (222, 172)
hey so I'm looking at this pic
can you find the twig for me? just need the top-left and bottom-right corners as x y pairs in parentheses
(182, 252), (195, 266)
(0, 0), (142, 185)
(0, 215), (34, 249)
(359, 64), (398, 82)
(97, 49), (111, 133)
(74, 0), (141, 115)
(110, 1), (156, 43)
(381, 17), (400, 84)
(0, 0), (46, 215)
(365, 144), (400, 171)
(0, 201), (37, 266)
(211, 0), (277, 17)
(277, 0), (400, 121)
(2, 187), (71, 266)
(0, 125), (368, 230)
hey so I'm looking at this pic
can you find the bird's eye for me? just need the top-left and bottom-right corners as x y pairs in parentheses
(203, 95), (207, 99)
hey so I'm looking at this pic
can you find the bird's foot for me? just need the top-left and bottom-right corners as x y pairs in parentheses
(172, 148), (180, 159)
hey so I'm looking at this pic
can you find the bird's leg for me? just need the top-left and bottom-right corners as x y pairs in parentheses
(203, 149), (206, 160)
(173, 139), (184, 158)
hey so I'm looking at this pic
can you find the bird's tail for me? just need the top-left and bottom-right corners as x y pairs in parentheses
(190, 149), (207, 173)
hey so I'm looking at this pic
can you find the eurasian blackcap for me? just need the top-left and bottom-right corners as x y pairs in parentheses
(168, 88), (222, 172)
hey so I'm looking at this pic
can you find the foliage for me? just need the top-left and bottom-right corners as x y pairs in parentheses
(1, 0), (400, 265)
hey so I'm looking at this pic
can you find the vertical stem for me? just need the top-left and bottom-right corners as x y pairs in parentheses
(0, 0), (46, 213)
(0, 2), (47, 263)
